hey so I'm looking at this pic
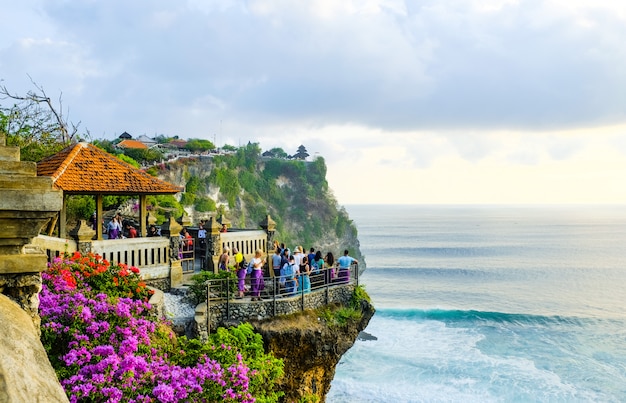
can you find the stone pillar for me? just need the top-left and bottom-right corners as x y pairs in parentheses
(0, 133), (63, 324)
(260, 215), (276, 272)
(69, 220), (96, 254)
(206, 217), (222, 273)
(160, 214), (183, 288)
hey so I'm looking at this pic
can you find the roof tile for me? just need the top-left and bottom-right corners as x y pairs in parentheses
(37, 142), (182, 194)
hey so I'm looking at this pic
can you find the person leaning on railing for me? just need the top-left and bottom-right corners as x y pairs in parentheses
(336, 249), (358, 284)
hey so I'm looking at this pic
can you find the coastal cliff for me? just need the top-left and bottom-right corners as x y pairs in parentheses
(251, 299), (375, 402)
(154, 144), (364, 265)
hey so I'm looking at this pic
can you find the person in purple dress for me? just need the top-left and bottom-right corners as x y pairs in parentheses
(250, 249), (266, 301)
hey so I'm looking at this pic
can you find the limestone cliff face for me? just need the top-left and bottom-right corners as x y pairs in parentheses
(0, 294), (68, 403)
(251, 300), (375, 403)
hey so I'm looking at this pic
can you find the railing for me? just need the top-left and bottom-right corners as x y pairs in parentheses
(203, 264), (359, 331)
(32, 235), (77, 262)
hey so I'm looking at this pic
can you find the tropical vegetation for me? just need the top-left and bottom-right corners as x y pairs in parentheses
(40, 251), (284, 402)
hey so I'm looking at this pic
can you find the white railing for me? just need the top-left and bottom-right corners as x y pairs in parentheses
(219, 230), (267, 260)
(91, 238), (170, 281)
(31, 235), (77, 262)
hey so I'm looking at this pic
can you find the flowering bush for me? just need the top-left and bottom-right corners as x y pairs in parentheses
(40, 252), (282, 402)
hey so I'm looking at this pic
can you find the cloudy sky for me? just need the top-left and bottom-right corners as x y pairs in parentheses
(2, 0), (626, 205)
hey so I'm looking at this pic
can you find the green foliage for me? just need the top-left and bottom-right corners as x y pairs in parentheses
(173, 323), (284, 403)
(145, 166), (158, 176)
(123, 147), (163, 164)
(267, 147), (288, 158)
(185, 138), (215, 152)
(319, 306), (361, 328)
(0, 97), (74, 162)
(179, 192), (196, 206)
(102, 195), (133, 210)
(210, 167), (240, 207)
(116, 153), (140, 168)
(65, 195), (95, 222)
(222, 144), (237, 151)
(194, 196), (216, 212)
(185, 175), (201, 193)
(189, 270), (237, 304)
(92, 139), (116, 154)
(350, 285), (371, 309)
(146, 195), (184, 224)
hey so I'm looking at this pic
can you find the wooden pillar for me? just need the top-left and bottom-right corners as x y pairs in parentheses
(139, 194), (147, 237)
(95, 194), (104, 240)
(59, 194), (67, 238)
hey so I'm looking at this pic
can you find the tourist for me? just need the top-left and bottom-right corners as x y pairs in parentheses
(325, 251), (336, 282)
(281, 247), (291, 270)
(272, 248), (282, 278)
(281, 255), (297, 297)
(233, 247), (246, 299)
(220, 223), (228, 233)
(219, 246), (230, 271)
(197, 221), (206, 248)
(126, 223), (137, 238)
(107, 216), (121, 239)
(250, 249), (266, 301)
(312, 250), (325, 286)
(180, 228), (193, 249)
(307, 247), (316, 270)
(293, 245), (304, 267)
(147, 224), (159, 237)
(233, 247), (243, 269)
(337, 249), (358, 284)
(299, 255), (311, 294)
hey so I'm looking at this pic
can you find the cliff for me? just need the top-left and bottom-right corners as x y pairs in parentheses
(153, 144), (364, 265)
(251, 299), (375, 402)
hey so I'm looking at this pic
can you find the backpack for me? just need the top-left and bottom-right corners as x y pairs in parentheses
(239, 256), (247, 270)
(281, 263), (294, 281)
(246, 259), (255, 275)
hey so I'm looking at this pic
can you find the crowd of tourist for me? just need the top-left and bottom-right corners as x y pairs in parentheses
(101, 215), (358, 300)
(220, 240), (358, 300)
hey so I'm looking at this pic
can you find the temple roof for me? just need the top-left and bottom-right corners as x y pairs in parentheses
(37, 142), (182, 195)
(117, 139), (148, 149)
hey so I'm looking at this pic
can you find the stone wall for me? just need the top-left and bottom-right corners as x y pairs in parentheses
(194, 284), (356, 341)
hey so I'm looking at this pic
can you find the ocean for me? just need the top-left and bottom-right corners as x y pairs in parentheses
(326, 205), (626, 403)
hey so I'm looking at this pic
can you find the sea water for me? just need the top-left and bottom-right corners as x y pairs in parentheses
(327, 205), (626, 402)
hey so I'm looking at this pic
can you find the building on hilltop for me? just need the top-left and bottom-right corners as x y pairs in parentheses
(136, 134), (158, 148)
(117, 139), (149, 150)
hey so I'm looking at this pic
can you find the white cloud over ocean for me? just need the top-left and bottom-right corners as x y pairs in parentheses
(1, 0), (626, 204)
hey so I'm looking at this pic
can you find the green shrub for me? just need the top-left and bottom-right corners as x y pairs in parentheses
(189, 269), (237, 304)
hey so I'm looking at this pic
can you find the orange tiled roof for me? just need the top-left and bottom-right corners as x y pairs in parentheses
(37, 142), (183, 194)
(117, 139), (148, 149)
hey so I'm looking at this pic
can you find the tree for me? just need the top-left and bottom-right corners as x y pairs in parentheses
(185, 138), (215, 153)
(0, 78), (84, 161)
(269, 147), (288, 158)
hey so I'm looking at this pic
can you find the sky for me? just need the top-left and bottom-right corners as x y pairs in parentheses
(2, 0), (626, 205)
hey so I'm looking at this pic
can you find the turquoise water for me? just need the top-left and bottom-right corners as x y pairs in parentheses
(327, 205), (626, 402)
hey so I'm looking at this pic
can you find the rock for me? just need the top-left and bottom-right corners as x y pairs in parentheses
(251, 299), (375, 403)
(0, 294), (68, 403)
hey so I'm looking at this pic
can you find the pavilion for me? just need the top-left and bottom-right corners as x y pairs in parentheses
(37, 142), (182, 240)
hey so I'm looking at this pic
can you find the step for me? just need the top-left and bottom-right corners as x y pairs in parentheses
(0, 176), (55, 190)
(0, 146), (19, 162)
(0, 161), (37, 176)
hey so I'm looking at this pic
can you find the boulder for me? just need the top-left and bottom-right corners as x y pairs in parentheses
(0, 294), (68, 403)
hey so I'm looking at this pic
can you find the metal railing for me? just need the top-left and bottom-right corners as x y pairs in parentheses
(204, 263), (359, 330)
